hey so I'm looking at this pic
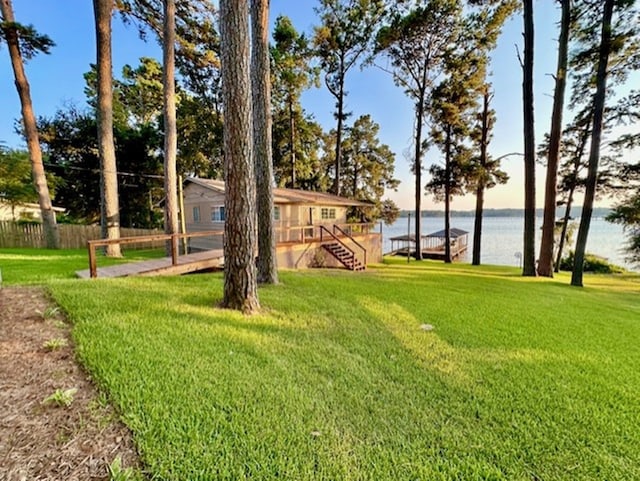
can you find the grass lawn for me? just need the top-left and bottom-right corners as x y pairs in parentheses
(0, 247), (164, 285)
(5, 247), (639, 480)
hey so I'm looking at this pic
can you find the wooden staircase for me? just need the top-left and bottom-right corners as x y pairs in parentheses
(322, 242), (366, 271)
(319, 225), (366, 271)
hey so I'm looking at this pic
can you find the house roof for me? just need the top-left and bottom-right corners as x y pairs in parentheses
(185, 177), (371, 207)
(0, 200), (65, 213)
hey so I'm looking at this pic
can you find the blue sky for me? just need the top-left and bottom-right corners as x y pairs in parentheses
(1, 1), (635, 210)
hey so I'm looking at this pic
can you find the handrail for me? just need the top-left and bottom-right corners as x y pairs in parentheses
(333, 222), (376, 234)
(87, 230), (223, 278)
(319, 225), (357, 270)
(332, 224), (367, 267)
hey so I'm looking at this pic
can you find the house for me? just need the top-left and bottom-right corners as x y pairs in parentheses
(0, 201), (65, 222)
(182, 177), (382, 269)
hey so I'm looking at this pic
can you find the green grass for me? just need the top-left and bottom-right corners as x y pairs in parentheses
(37, 257), (640, 480)
(0, 247), (164, 285)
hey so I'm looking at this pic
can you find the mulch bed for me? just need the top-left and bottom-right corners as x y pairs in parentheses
(0, 287), (140, 481)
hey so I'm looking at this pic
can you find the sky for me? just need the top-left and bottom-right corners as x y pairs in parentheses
(1, 1), (637, 211)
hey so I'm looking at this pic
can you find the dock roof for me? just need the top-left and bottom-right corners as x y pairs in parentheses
(425, 228), (469, 239)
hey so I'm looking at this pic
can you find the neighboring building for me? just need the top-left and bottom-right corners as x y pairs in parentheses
(182, 177), (382, 269)
(0, 201), (65, 222)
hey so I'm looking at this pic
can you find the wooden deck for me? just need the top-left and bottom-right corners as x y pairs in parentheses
(76, 249), (224, 279)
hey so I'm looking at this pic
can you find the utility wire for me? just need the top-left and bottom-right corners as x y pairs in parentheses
(42, 161), (166, 180)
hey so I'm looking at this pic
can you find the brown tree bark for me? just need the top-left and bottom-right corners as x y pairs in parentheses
(163, 0), (179, 242)
(522, 0), (536, 276)
(251, 0), (278, 285)
(332, 68), (345, 196)
(413, 65), (429, 261)
(93, 0), (121, 257)
(288, 93), (296, 188)
(538, 0), (571, 277)
(555, 123), (590, 273)
(572, 0), (614, 287)
(472, 91), (491, 266)
(220, 0), (260, 311)
(1, 0), (59, 249)
(444, 126), (452, 264)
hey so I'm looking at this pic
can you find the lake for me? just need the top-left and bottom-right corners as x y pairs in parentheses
(380, 216), (637, 271)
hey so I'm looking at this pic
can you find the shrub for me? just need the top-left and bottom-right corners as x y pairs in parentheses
(559, 251), (625, 274)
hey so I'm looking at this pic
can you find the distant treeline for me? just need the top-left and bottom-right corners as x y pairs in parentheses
(398, 208), (612, 219)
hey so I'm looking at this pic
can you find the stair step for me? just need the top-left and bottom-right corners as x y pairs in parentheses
(321, 242), (365, 272)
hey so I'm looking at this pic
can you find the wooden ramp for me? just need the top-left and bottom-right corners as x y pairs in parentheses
(76, 249), (224, 279)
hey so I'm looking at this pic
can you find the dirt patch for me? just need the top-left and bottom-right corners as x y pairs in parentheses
(0, 287), (140, 480)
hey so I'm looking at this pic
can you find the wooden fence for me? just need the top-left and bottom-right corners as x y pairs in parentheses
(0, 221), (164, 249)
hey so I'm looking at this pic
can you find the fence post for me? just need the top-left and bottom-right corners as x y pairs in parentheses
(88, 242), (97, 278)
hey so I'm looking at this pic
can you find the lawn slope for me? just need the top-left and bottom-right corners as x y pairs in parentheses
(47, 261), (640, 480)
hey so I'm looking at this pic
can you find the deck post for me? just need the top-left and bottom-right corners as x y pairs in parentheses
(88, 242), (97, 278)
(171, 235), (179, 265)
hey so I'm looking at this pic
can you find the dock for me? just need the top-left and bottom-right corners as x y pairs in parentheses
(385, 246), (467, 261)
(387, 227), (469, 261)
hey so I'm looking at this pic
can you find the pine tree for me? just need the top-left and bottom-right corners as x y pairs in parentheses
(163, 0), (179, 243)
(251, 0), (278, 285)
(313, 0), (385, 196)
(219, 0), (259, 311)
(93, 0), (122, 256)
(375, 0), (460, 260)
(538, 0), (571, 277)
(0, 0), (60, 248)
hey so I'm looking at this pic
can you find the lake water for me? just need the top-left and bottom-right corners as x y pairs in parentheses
(380, 216), (636, 271)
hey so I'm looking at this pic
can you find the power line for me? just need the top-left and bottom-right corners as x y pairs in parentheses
(42, 161), (165, 180)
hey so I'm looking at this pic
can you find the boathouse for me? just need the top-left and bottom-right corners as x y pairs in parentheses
(388, 228), (469, 261)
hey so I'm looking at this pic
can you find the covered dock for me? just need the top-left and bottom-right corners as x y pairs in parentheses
(387, 228), (469, 260)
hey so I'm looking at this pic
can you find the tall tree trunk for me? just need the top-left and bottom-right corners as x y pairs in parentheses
(522, 0), (536, 276)
(288, 93), (296, 188)
(251, 0), (278, 285)
(572, 0), (614, 287)
(353, 162), (358, 199)
(413, 85), (427, 261)
(444, 126), (452, 264)
(555, 185), (575, 271)
(332, 68), (345, 196)
(555, 121), (590, 272)
(220, 0), (260, 311)
(163, 0), (179, 244)
(538, 0), (571, 277)
(472, 91), (490, 266)
(1, 0), (59, 249)
(93, 0), (121, 257)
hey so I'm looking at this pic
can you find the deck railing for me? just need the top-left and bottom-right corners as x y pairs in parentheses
(275, 222), (377, 244)
(87, 230), (222, 278)
(86, 222), (379, 277)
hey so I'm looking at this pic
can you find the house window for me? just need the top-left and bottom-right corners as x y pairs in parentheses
(274, 206), (281, 221)
(193, 206), (201, 223)
(211, 206), (225, 222)
(321, 208), (336, 220)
